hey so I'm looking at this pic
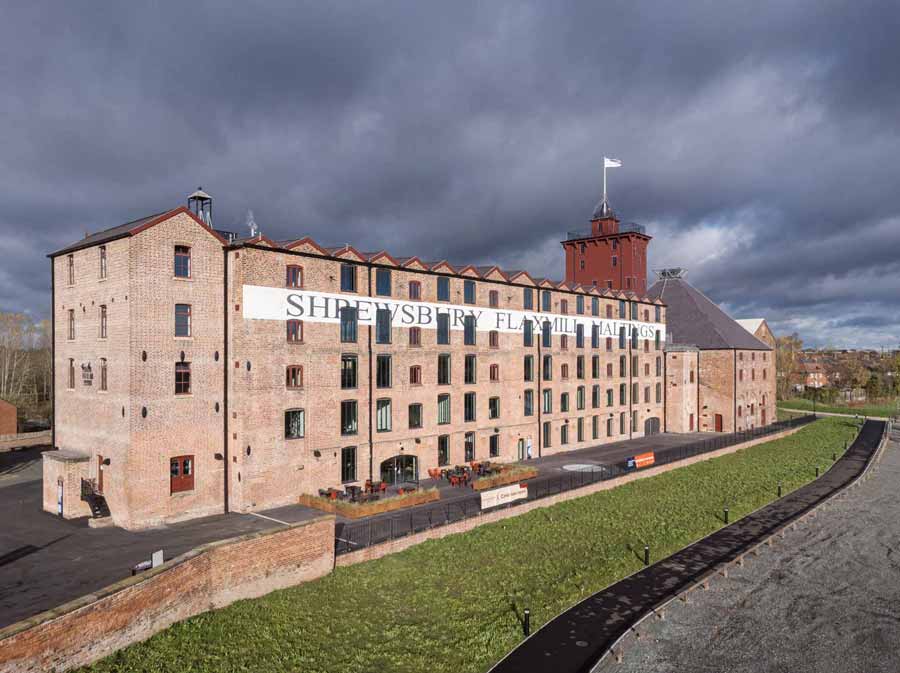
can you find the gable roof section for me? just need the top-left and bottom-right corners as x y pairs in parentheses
(736, 318), (765, 335)
(647, 277), (771, 350)
(50, 207), (227, 257)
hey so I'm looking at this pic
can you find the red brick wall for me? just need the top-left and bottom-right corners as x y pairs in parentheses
(0, 515), (335, 673)
(0, 400), (16, 436)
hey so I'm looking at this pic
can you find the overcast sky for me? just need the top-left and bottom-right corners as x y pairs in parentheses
(2, 1), (899, 348)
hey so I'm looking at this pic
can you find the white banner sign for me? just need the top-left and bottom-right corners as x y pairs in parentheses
(480, 483), (529, 510)
(242, 286), (665, 340)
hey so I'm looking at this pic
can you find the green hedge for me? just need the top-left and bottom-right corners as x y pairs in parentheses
(84, 417), (858, 673)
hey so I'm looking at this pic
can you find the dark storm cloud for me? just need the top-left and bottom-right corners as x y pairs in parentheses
(2, 1), (900, 347)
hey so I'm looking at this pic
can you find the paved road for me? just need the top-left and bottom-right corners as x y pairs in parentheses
(610, 425), (900, 673)
(491, 420), (885, 673)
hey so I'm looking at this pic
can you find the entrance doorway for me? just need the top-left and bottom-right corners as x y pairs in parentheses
(644, 417), (661, 435)
(714, 414), (724, 432)
(97, 455), (104, 494)
(380, 455), (418, 485)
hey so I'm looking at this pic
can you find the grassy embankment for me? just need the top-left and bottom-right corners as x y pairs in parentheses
(779, 397), (898, 418)
(84, 417), (858, 673)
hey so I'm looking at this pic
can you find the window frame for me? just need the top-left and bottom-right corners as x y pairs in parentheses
(174, 246), (191, 279)
(284, 408), (306, 439)
(170, 455), (195, 494)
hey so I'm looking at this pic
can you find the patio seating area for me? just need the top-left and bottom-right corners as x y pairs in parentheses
(318, 479), (421, 504)
(427, 461), (504, 488)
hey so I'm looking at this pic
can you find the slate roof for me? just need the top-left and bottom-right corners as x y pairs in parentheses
(51, 211), (169, 256)
(647, 276), (771, 350)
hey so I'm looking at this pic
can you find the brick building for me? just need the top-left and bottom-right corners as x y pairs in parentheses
(736, 318), (776, 348)
(44, 190), (773, 529)
(648, 269), (776, 433)
(0, 398), (16, 435)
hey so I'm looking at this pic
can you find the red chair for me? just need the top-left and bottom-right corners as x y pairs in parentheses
(328, 490), (338, 501)
(398, 488), (405, 496)
(450, 475), (460, 487)
(378, 482), (387, 495)
(364, 479), (373, 494)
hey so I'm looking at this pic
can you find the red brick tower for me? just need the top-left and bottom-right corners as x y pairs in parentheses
(562, 199), (651, 293)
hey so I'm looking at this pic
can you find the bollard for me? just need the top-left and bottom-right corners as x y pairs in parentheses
(815, 466), (820, 478)
(523, 608), (530, 637)
(644, 544), (650, 566)
(832, 451), (837, 462)
(778, 483), (782, 498)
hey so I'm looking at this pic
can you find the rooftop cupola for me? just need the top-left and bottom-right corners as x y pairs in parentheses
(188, 187), (213, 226)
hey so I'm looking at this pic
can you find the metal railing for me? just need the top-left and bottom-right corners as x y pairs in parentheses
(566, 222), (647, 241)
(334, 414), (817, 555)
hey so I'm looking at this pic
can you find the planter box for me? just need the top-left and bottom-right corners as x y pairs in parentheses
(472, 468), (538, 491)
(299, 488), (440, 519)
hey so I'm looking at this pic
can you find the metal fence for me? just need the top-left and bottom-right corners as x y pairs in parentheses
(334, 414), (817, 555)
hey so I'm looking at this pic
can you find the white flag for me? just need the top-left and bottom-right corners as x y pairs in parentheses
(604, 157), (622, 168)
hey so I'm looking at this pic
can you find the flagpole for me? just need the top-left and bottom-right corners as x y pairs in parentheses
(603, 160), (607, 205)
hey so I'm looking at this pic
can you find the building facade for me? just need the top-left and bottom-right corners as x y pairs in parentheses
(47, 194), (675, 529)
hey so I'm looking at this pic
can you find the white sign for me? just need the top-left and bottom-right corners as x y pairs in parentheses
(151, 550), (164, 568)
(242, 286), (665, 340)
(480, 483), (528, 510)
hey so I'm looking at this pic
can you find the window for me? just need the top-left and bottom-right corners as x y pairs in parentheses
(543, 389), (553, 413)
(437, 313), (450, 344)
(68, 309), (75, 340)
(606, 304), (613, 319)
(375, 269), (391, 296)
(560, 392), (569, 412)
(489, 290), (499, 308)
(543, 421), (551, 448)
(438, 354), (451, 385)
(489, 330), (499, 349)
(607, 417), (614, 436)
(643, 309), (649, 322)
(607, 388), (614, 406)
(341, 446), (357, 482)
(67, 254), (74, 285)
(632, 355), (639, 375)
(376, 308), (391, 344)
(576, 295), (584, 314)
(341, 355), (357, 389)
(656, 382), (662, 403)
(607, 362), (613, 377)
(465, 432), (475, 461)
(341, 400), (358, 435)
(576, 324), (584, 348)
(619, 355), (626, 377)
(577, 417), (584, 442)
(437, 276), (450, 301)
(561, 363), (569, 379)
(340, 307), (357, 343)
(464, 392), (476, 422)
(285, 409), (306, 439)
(632, 410), (638, 432)
(618, 300), (626, 319)
(464, 280), (476, 304)
(286, 365), (303, 389)
(170, 456), (194, 493)
(591, 325), (600, 349)
(174, 246), (191, 278)
(644, 363), (650, 377)
(655, 306), (661, 322)
(68, 359), (75, 389)
(644, 385), (650, 403)
(523, 288), (534, 310)
(524, 389), (534, 416)
(655, 330), (661, 350)
(561, 424), (569, 445)
(99, 246), (108, 279)
(620, 412), (626, 434)
(340, 263), (357, 292)
(464, 315), (476, 345)
(175, 362), (191, 395)
(376, 355), (392, 388)
(437, 394), (451, 424)
(690, 370), (695, 383)
(524, 355), (534, 381)
(592, 297), (599, 316)
(286, 265), (303, 288)
(542, 355), (552, 381)
(631, 329), (638, 348)
(656, 356), (662, 377)
(576, 355), (585, 379)
(489, 396), (500, 419)
(490, 364), (500, 381)
(739, 369), (744, 382)
(560, 299), (568, 314)
(592, 355), (600, 378)
(175, 304), (191, 337)
(577, 386), (585, 410)
(618, 326), (626, 349)
(619, 383), (626, 405)
(523, 320), (533, 347)
(438, 435), (450, 466)
(606, 337), (612, 352)
(287, 319), (303, 343)
(490, 434), (500, 457)
(633, 382), (639, 402)
(408, 403), (423, 429)
(593, 415), (599, 439)
(99, 305), (107, 339)
(542, 321), (551, 348)
(410, 365), (422, 385)
(409, 280), (421, 300)
(542, 290), (551, 311)
(376, 399), (392, 432)
(99, 358), (108, 391)
(752, 369), (756, 381)
(409, 326), (421, 347)
(465, 354), (477, 384)
(560, 334), (568, 350)
(631, 303), (638, 320)
(592, 385), (600, 408)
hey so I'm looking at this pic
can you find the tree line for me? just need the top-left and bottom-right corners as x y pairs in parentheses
(0, 312), (51, 424)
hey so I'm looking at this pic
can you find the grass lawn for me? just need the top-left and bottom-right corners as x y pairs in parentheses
(779, 397), (899, 418)
(84, 417), (858, 673)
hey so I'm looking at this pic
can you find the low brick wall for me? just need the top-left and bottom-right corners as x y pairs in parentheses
(338, 427), (802, 567)
(0, 515), (335, 673)
(0, 430), (51, 452)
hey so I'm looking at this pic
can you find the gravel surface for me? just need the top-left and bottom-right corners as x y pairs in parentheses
(608, 428), (900, 673)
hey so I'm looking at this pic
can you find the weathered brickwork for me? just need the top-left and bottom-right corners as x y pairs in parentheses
(0, 515), (334, 673)
(664, 348), (699, 433)
(0, 400), (16, 435)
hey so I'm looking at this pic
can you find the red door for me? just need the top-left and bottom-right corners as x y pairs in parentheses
(97, 455), (104, 494)
(714, 414), (723, 432)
